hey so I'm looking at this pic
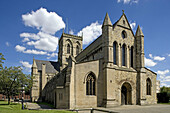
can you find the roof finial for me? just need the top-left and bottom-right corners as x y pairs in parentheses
(122, 10), (124, 14)
(63, 28), (64, 34)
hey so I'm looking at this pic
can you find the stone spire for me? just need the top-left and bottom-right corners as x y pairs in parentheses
(32, 57), (37, 68)
(135, 25), (144, 37)
(102, 13), (112, 27)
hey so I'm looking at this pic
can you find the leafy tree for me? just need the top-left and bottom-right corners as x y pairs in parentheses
(0, 66), (32, 104)
(0, 53), (5, 69)
(160, 86), (170, 93)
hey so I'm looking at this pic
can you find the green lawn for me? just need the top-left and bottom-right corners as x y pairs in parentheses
(0, 101), (72, 113)
(158, 102), (170, 105)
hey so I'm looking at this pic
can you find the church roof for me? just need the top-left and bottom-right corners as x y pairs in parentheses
(35, 60), (60, 73)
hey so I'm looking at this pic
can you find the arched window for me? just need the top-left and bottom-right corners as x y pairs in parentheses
(86, 73), (96, 95)
(67, 44), (70, 54)
(130, 46), (133, 67)
(76, 45), (79, 55)
(122, 30), (127, 39)
(146, 78), (151, 95)
(113, 41), (117, 65)
(122, 44), (126, 66)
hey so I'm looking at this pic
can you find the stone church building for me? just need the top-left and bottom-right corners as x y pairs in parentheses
(31, 12), (157, 109)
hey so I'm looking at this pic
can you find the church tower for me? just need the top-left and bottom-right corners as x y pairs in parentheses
(58, 33), (83, 68)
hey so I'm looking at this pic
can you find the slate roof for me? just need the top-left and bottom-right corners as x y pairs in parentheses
(35, 60), (60, 73)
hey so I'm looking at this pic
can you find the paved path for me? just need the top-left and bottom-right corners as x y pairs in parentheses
(26, 102), (54, 110)
(95, 104), (170, 113)
(26, 103), (170, 113)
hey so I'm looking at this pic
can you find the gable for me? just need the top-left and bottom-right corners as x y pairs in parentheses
(113, 14), (134, 37)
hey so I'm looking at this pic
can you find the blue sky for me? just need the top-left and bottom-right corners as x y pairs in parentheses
(0, 0), (170, 87)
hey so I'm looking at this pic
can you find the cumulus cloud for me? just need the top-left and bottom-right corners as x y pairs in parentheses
(5, 42), (10, 47)
(15, 45), (47, 55)
(22, 38), (30, 42)
(149, 54), (165, 61)
(20, 61), (32, 72)
(23, 49), (47, 55)
(77, 21), (102, 45)
(157, 69), (170, 87)
(22, 7), (65, 35)
(20, 33), (40, 40)
(69, 29), (74, 35)
(15, 45), (26, 52)
(157, 69), (169, 75)
(47, 52), (58, 59)
(25, 32), (58, 52)
(145, 57), (157, 67)
(117, 0), (139, 4)
(130, 21), (136, 31)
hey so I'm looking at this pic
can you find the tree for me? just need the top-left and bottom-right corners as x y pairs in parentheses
(0, 53), (5, 69)
(0, 66), (32, 104)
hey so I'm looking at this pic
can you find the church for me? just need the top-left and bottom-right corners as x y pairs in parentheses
(31, 11), (157, 109)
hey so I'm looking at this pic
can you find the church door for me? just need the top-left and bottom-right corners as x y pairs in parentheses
(121, 82), (132, 105)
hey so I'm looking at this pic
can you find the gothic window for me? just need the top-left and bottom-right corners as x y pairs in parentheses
(122, 30), (127, 39)
(113, 41), (117, 65)
(146, 78), (151, 95)
(86, 73), (96, 95)
(67, 44), (70, 54)
(76, 45), (79, 55)
(130, 46), (134, 67)
(122, 44), (126, 66)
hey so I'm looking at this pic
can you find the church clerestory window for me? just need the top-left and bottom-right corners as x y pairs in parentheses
(67, 44), (70, 54)
(113, 41), (117, 65)
(76, 45), (79, 55)
(146, 78), (151, 95)
(86, 73), (96, 95)
(122, 44), (126, 66)
(130, 46), (134, 67)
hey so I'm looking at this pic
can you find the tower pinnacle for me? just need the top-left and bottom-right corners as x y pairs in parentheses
(135, 25), (144, 36)
(102, 13), (112, 27)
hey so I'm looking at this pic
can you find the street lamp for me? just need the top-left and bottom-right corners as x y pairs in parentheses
(21, 85), (25, 110)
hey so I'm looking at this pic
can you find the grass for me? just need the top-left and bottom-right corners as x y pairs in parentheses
(158, 102), (170, 105)
(36, 102), (54, 108)
(0, 101), (72, 113)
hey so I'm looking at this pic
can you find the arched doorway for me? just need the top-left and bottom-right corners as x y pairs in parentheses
(121, 82), (132, 105)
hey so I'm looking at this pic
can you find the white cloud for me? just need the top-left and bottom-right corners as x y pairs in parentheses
(117, 0), (139, 4)
(149, 54), (165, 61)
(20, 61), (32, 72)
(149, 54), (153, 58)
(157, 69), (169, 75)
(5, 42), (10, 46)
(130, 21), (136, 30)
(47, 52), (58, 59)
(15, 45), (26, 52)
(145, 57), (157, 67)
(22, 38), (30, 42)
(77, 21), (102, 45)
(22, 7), (65, 35)
(20, 33), (40, 40)
(69, 29), (74, 35)
(157, 69), (170, 87)
(153, 56), (165, 61)
(23, 49), (47, 55)
(25, 32), (58, 52)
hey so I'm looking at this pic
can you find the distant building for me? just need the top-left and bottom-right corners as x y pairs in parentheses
(31, 11), (157, 109)
(156, 80), (160, 93)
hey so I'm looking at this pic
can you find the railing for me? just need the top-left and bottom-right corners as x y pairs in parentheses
(69, 108), (118, 113)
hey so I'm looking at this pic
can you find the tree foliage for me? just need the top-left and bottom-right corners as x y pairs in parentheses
(0, 53), (5, 69)
(0, 66), (33, 104)
(160, 86), (170, 94)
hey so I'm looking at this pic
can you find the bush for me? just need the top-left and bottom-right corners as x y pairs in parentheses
(157, 92), (169, 103)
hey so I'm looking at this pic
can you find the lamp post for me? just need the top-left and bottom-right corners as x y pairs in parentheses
(21, 85), (25, 110)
